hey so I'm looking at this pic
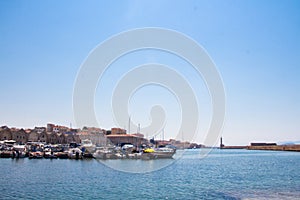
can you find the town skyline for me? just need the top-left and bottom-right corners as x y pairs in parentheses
(0, 123), (202, 150)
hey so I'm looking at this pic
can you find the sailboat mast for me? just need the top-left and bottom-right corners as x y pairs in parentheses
(128, 116), (131, 134)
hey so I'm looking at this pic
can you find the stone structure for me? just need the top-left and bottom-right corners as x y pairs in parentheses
(0, 125), (80, 144)
(11, 129), (28, 144)
(107, 134), (147, 147)
(0, 128), (12, 141)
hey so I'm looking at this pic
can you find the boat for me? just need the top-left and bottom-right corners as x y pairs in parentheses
(44, 151), (57, 159)
(93, 147), (118, 159)
(81, 139), (96, 158)
(68, 148), (82, 159)
(55, 151), (69, 159)
(142, 147), (176, 159)
(29, 151), (44, 159)
(0, 150), (13, 158)
(126, 152), (142, 159)
(13, 144), (27, 158)
(81, 139), (96, 153)
(43, 147), (57, 159)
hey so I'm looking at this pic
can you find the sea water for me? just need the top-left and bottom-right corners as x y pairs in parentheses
(0, 149), (299, 199)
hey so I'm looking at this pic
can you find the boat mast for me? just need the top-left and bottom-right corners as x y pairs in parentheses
(128, 116), (131, 134)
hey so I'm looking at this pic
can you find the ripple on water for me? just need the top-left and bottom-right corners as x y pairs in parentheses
(0, 149), (300, 199)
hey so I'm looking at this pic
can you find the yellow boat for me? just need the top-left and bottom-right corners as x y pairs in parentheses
(143, 148), (155, 153)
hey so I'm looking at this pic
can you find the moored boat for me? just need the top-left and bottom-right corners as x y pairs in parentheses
(13, 144), (27, 158)
(142, 147), (176, 159)
(93, 147), (117, 159)
(0, 150), (13, 158)
(29, 151), (44, 159)
(68, 148), (82, 159)
(56, 151), (69, 159)
(81, 139), (96, 153)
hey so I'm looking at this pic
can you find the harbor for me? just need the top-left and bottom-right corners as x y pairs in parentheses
(0, 139), (177, 160)
(0, 123), (207, 160)
(1, 125), (299, 161)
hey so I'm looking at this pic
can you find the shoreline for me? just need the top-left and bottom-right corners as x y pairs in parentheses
(220, 145), (300, 152)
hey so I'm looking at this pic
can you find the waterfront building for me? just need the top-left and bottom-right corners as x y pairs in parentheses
(48, 132), (59, 144)
(39, 131), (48, 143)
(28, 130), (39, 142)
(57, 133), (66, 144)
(107, 134), (147, 147)
(111, 128), (126, 135)
(77, 128), (107, 146)
(0, 128), (12, 140)
(34, 127), (46, 134)
(47, 123), (55, 132)
(47, 123), (70, 133)
(64, 133), (80, 144)
(11, 129), (28, 144)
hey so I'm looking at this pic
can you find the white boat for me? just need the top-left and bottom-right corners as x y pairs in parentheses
(44, 147), (57, 159)
(68, 148), (82, 159)
(93, 147), (118, 159)
(81, 139), (96, 153)
(13, 144), (27, 158)
(142, 147), (176, 159)
(127, 152), (142, 159)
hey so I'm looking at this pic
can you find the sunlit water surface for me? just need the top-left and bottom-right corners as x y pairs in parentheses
(1, 149), (299, 199)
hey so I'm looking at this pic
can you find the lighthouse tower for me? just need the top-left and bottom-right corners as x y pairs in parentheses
(220, 137), (224, 149)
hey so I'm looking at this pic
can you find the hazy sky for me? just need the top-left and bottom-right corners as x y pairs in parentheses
(0, 0), (299, 145)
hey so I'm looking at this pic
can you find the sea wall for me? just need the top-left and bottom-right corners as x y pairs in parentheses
(247, 145), (300, 152)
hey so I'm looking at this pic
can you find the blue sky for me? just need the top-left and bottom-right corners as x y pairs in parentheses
(0, 0), (299, 145)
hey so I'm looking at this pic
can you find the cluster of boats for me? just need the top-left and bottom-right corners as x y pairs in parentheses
(0, 139), (176, 160)
(0, 140), (83, 159)
(93, 145), (176, 160)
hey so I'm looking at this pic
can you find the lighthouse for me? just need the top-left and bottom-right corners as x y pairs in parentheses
(220, 137), (224, 149)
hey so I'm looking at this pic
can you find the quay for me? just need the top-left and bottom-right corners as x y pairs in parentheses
(247, 144), (300, 152)
(220, 138), (300, 152)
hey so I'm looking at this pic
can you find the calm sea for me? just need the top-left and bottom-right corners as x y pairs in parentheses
(1, 149), (299, 200)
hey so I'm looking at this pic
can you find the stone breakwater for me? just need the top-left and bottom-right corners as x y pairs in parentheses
(247, 144), (300, 152)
